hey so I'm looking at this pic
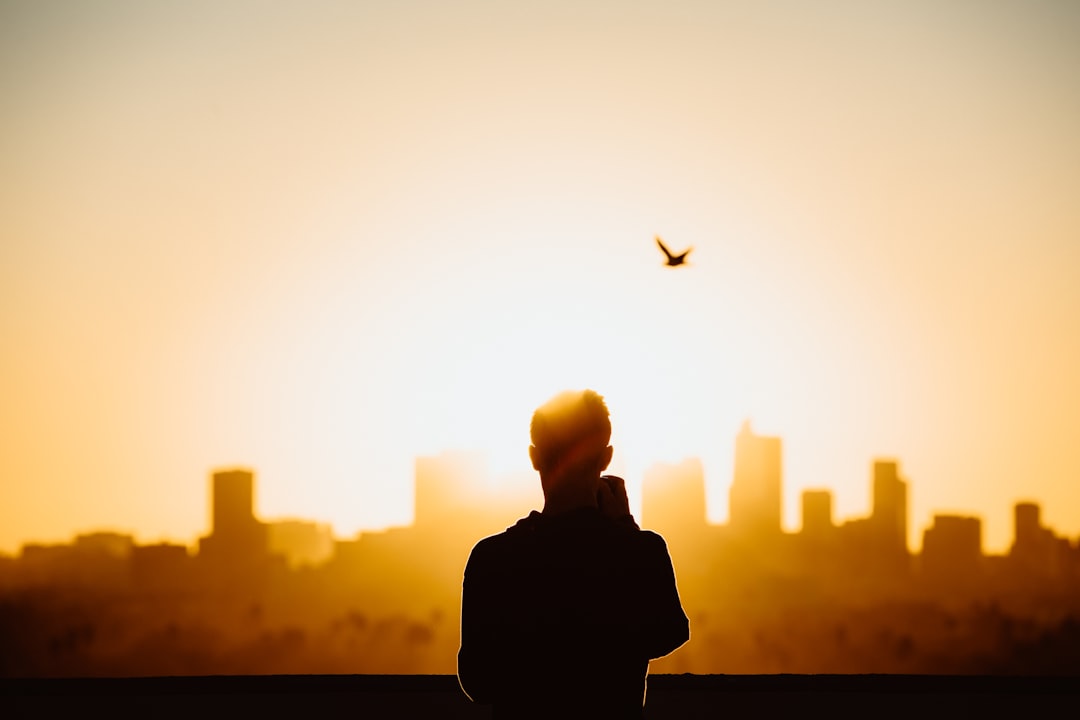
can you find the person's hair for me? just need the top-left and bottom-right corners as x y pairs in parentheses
(530, 390), (611, 471)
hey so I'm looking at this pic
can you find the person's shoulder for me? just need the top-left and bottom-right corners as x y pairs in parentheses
(467, 512), (541, 557)
(637, 528), (666, 544)
(634, 528), (674, 555)
(468, 531), (509, 559)
(508, 510), (543, 534)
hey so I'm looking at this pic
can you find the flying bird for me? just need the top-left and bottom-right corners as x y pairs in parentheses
(656, 236), (692, 267)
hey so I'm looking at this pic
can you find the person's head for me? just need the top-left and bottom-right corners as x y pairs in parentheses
(529, 390), (613, 506)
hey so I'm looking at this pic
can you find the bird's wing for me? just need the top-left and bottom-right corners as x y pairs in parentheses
(656, 236), (675, 260)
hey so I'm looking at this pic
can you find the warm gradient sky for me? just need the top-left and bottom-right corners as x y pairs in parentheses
(2, 1), (1079, 554)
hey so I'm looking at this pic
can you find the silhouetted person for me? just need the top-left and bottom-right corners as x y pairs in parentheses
(655, 236), (692, 266)
(458, 390), (689, 719)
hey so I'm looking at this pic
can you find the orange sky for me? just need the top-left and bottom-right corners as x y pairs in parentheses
(2, 1), (1079, 554)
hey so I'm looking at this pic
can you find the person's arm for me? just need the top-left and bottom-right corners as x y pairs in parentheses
(457, 542), (496, 703)
(639, 532), (690, 659)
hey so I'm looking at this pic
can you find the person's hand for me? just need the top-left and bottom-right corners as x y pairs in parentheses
(597, 475), (632, 520)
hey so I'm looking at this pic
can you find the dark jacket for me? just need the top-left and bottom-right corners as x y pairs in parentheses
(458, 506), (690, 719)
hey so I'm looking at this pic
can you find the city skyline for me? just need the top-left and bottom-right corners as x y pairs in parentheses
(5, 442), (1078, 677)
(5, 420), (1076, 559)
(3, 2), (1078, 557)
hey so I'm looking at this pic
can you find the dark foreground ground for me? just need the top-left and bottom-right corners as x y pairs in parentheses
(4, 674), (1079, 719)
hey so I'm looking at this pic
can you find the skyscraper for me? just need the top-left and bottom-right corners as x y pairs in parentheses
(729, 420), (782, 537)
(212, 468), (257, 537)
(801, 489), (833, 537)
(1011, 501), (1064, 577)
(921, 514), (982, 588)
(1014, 502), (1042, 549)
(871, 460), (909, 556)
(198, 467), (269, 572)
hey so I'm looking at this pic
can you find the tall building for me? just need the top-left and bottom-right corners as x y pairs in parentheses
(729, 420), (782, 537)
(198, 468), (269, 572)
(871, 460), (909, 556)
(921, 514), (982, 587)
(1010, 501), (1065, 578)
(1014, 502), (1042, 548)
(212, 468), (257, 537)
(801, 489), (833, 537)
